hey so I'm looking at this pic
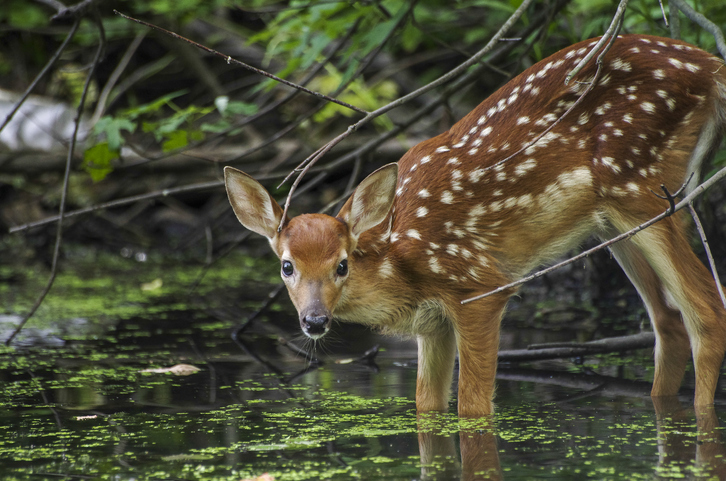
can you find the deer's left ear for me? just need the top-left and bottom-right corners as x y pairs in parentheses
(337, 163), (398, 239)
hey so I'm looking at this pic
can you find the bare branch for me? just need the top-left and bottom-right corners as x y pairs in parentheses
(669, 0), (681, 39)
(113, 10), (368, 115)
(565, 0), (629, 85)
(658, 0), (669, 27)
(688, 204), (726, 309)
(669, 0), (726, 60)
(498, 332), (654, 362)
(91, 31), (146, 125)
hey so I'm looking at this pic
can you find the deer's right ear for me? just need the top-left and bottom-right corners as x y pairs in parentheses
(338, 163), (398, 240)
(224, 166), (285, 240)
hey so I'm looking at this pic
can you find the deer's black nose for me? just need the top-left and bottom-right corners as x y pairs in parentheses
(303, 315), (329, 337)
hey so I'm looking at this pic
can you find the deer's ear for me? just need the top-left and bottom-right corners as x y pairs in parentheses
(337, 163), (398, 239)
(224, 166), (284, 240)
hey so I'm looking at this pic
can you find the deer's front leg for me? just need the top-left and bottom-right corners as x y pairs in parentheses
(416, 327), (457, 413)
(453, 297), (508, 418)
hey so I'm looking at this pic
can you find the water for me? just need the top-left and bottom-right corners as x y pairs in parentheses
(1, 247), (725, 480)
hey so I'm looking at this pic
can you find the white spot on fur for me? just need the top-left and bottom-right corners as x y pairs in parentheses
(623, 113), (633, 124)
(685, 62), (700, 73)
(515, 158), (537, 177)
(601, 156), (621, 174)
(668, 58), (684, 69)
(378, 258), (394, 278)
(468, 168), (486, 183)
(611, 58), (631, 71)
(441, 191), (454, 204)
(416, 206), (428, 218)
(435, 146), (450, 153)
(407, 229), (421, 240)
(517, 116), (530, 125)
(428, 257), (443, 274)
(653, 69), (665, 80)
(418, 189), (430, 198)
(640, 102), (656, 114)
(421, 155), (431, 164)
(595, 102), (612, 115)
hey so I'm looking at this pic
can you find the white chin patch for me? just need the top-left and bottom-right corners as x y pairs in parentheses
(303, 329), (328, 340)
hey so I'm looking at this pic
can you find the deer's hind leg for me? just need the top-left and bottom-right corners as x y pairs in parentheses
(609, 215), (726, 406)
(607, 237), (690, 397)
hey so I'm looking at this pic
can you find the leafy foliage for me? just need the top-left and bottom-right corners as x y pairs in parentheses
(2, 0), (726, 184)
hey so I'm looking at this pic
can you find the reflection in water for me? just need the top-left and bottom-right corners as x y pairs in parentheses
(653, 396), (726, 480)
(419, 430), (502, 480)
(417, 412), (502, 480)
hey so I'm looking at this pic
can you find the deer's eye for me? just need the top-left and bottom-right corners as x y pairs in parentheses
(282, 260), (294, 277)
(336, 259), (348, 277)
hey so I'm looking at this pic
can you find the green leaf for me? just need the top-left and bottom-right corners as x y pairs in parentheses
(189, 130), (205, 142)
(201, 120), (232, 133)
(93, 116), (136, 151)
(162, 130), (188, 152)
(122, 91), (187, 119)
(82, 142), (117, 182)
(224, 101), (259, 116)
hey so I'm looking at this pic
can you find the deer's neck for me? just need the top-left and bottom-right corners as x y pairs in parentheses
(334, 219), (445, 336)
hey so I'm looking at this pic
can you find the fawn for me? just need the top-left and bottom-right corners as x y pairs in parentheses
(225, 34), (726, 417)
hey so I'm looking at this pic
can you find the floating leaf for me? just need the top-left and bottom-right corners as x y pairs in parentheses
(139, 364), (201, 376)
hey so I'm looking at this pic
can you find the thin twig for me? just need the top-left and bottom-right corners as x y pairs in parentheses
(669, 0), (726, 60)
(657, 0), (669, 27)
(461, 164), (726, 304)
(6, 18), (105, 345)
(669, 0), (681, 39)
(688, 204), (726, 309)
(0, 21), (80, 135)
(113, 10), (368, 115)
(91, 30), (146, 125)
(231, 283), (286, 339)
(565, 0), (629, 85)
(9, 180), (222, 233)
